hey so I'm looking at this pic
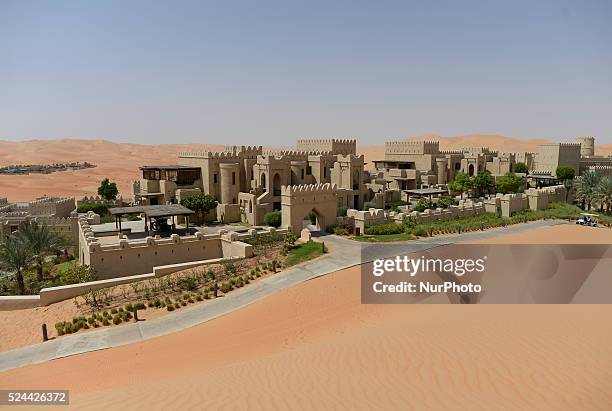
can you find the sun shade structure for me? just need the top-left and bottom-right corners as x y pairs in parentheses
(109, 204), (195, 232)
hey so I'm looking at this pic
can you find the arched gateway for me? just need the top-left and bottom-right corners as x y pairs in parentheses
(281, 183), (338, 235)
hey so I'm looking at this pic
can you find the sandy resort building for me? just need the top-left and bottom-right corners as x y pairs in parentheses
(132, 139), (368, 229)
(0, 197), (79, 245)
(372, 136), (612, 195)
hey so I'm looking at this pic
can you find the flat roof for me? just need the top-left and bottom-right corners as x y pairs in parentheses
(404, 188), (448, 195)
(527, 174), (557, 179)
(109, 204), (195, 218)
(140, 165), (201, 170)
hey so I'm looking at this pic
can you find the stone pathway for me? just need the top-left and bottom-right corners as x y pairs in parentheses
(0, 220), (561, 372)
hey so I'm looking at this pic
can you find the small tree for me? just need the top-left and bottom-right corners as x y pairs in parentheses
(264, 211), (282, 228)
(18, 221), (65, 281)
(180, 193), (218, 223)
(59, 264), (96, 286)
(337, 207), (348, 217)
(448, 172), (472, 199)
(97, 178), (119, 201)
(471, 171), (495, 196)
(513, 162), (528, 174)
(556, 166), (576, 202)
(495, 172), (525, 194)
(0, 235), (32, 295)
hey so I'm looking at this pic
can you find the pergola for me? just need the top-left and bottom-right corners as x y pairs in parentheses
(526, 174), (558, 188)
(109, 204), (195, 234)
(404, 188), (448, 201)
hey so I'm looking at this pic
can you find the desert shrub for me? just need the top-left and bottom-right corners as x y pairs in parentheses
(110, 308), (118, 314)
(102, 318), (110, 326)
(178, 276), (198, 291)
(263, 210), (282, 228)
(220, 282), (232, 293)
(364, 223), (403, 235)
(55, 322), (65, 336)
(87, 317), (96, 325)
(167, 305), (175, 311)
(118, 307), (125, 313)
(125, 303), (134, 312)
(334, 226), (350, 236)
(147, 301), (155, 308)
(196, 294), (203, 301)
(112, 315), (121, 325)
(64, 322), (73, 334)
(135, 302), (146, 310)
(206, 269), (215, 280)
(412, 226), (429, 237)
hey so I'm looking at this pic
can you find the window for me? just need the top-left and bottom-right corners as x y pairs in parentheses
(301, 169), (305, 179)
(323, 167), (327, 178)
(307, 166), (312, 175)
(213, 173), (218, 184)
(232, 172), (236, 185)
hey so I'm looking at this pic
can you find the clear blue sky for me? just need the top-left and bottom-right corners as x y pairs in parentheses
(1, 0), (611, 145)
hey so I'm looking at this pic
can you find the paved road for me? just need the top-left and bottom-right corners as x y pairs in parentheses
(0, 220), (561, 372)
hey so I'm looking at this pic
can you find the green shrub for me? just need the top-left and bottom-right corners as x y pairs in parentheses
(337, 207), (348, 217)
(77, 203), (109, 215)
(364, 223), (403, 235)
(196, 295), (203, 301)
(64, 322), (73, 334)
(87, 317), (96, 325)
(112, 315), (121, 325)
(263, 210), (282, 228)
(414, 197), (433, 212)
(135, 302), (146, 310)
(333, 226), (350, 236)
(110, 308), (118, 314)
(102, 318), (110, 326)
(167, 305), (175, 311)
(363, 201), (377, 210)
(412, 226), (429, 237)
(125, 303), (134, 312)
(178, 276), (198, 291)
(55, 322), (65, 336)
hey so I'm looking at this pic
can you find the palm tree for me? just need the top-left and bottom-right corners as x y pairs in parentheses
(17, 221), (64, 281)
(595, 176), (612, 214)
(0, 235), (32, 295)
(575, 171), (601, 210)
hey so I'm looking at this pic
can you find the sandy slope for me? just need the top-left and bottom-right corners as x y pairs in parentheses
(2, 135), (610, 202)
(1, 224), (611, 410)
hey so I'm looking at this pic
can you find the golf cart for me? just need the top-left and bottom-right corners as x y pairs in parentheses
(576, 213), (598, 227)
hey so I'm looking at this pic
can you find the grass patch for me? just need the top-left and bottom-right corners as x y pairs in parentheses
(53, 260), (76, 275)
(354, 232), (416, 242)
(284, 242), (324, 266)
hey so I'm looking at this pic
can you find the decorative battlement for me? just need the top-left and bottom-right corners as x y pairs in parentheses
(281, 183), (337, 195)
(28, 196), (73, 206)
(296, 139), (357, 155)
(384, 140), (440, 155)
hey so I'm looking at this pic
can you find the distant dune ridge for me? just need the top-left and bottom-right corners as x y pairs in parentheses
(1, 135), (611, 201)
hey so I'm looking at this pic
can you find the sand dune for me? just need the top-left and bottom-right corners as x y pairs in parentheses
(1, 224), (611, 410)
(2, 135), (610, 202)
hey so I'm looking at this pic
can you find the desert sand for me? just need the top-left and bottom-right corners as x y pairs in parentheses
(1, 224), (611, 410)
(2, 135), (611, 202)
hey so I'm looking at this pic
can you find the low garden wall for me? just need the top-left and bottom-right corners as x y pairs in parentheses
(0, 256), (238, 310)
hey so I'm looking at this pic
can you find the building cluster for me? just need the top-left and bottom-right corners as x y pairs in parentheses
(372, 136), (612, 194)
(132, 136), (611, 231)
(0, 197), (79, 244)
(0, 162), (95, 175)
(132, 139), (368, 226)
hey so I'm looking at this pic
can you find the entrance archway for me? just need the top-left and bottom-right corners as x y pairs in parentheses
(468, 164), (475, 177)
(273, 173), (281, 196)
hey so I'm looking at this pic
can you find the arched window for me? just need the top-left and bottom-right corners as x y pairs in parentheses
(261, 173), (266, 189)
